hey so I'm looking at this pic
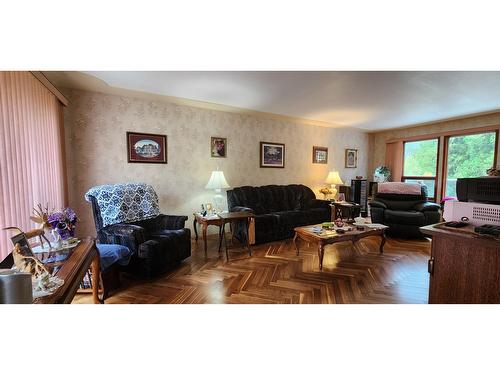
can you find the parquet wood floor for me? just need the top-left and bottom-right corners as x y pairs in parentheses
(73, 235), (431, 304)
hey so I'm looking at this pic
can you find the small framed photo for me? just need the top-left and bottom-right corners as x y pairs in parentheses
(206, 203), (214, 214)
(337, 193), (346, 202)
(127, 132), (167, 164)
(345, 148), (358, 168)
(260, 142), (285, 168)
(211, 137), (227, 158)
(312, 146), (328, 164)
(10, 232), (33, 257)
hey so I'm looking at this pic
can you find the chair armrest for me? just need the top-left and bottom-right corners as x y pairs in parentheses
(157, 214), (188, 230)
(369, 200), (387, 209)
(231, 206), (254, 213)
(310, 199), (331, 209)
(100, 224), (146, 253)
(413, 202), (441, 212)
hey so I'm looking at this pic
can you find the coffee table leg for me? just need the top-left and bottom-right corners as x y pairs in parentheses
(379, 230), (386, 254)
(318, 243), (325, 270)
(91, 251), (103, 304)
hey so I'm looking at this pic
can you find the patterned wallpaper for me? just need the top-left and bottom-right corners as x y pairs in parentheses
(63, 89), (369, 237)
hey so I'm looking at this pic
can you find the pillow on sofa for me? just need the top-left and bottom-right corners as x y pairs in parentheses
(378, 182), (421, 195)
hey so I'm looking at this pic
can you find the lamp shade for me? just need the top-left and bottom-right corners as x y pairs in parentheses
(325, 171), (343, 185)
(205, 170), (230, 190)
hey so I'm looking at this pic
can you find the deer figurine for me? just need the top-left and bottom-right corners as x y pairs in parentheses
(3, 203), (53, 249)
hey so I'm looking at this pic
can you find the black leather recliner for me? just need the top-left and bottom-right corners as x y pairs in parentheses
(369, 184), (440, 237)
(227, 184), (330, 244)
(87, 194), (191, 278)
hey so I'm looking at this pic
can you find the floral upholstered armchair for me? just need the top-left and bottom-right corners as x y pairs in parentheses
(85, 183), (191, 278)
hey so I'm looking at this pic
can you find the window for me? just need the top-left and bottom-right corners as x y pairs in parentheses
(0, 72), (66, 261)
(444, 131), (497, 198)
(402, 138), (439, 199)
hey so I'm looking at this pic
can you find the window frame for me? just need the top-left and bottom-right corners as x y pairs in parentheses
(402, 137), (440, 201)
(440, 129), (499, 199)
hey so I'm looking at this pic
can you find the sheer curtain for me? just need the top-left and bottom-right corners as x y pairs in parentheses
(0, 72), (66, 261)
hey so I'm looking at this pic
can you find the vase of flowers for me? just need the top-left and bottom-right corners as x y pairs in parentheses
(48, 208), (78, 241)
(319, 187), (333, 200)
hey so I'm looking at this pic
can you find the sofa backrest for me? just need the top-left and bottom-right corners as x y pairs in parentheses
(373, 183), (429, 211)
(227, 184), (317, 214)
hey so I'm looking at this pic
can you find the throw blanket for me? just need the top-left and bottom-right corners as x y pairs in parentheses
(378, 182), (421, 195)
(85, 183), (160, 227)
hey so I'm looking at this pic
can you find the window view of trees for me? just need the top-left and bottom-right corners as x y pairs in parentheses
(445, 132), (496, 197)
(404, 139), (438, 177)
(403, 139), (438, 198)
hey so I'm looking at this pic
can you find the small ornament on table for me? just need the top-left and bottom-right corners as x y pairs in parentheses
(48, 207), (78, 246)
(2, 203), (54, 250)
(334, 218), (344, 228)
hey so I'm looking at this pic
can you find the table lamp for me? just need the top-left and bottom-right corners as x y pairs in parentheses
(325, 171), (343, 201)
(205, 169), (230, 213)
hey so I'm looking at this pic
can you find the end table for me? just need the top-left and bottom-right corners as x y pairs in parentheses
(330, 201), (361, 222)
(192, 213), (223, 256)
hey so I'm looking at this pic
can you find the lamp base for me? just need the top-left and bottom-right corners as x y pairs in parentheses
(330, 185), (338, 201)
(213, 193), (224, 213)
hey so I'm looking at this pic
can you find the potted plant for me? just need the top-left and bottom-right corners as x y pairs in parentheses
(374, 166), (391, 183)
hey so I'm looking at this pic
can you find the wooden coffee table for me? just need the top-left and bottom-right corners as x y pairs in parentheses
(293, 224), (388, 270)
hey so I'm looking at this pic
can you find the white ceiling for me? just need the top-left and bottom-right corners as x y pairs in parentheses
(47, 71), (500, 131)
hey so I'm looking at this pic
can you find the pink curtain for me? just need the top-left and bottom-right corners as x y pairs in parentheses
(0, 72), (66, 261)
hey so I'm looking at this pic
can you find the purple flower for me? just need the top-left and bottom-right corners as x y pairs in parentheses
(63, 207), (78, 224)
(47, 207), (78, 236)
(48, 212), (64, 228)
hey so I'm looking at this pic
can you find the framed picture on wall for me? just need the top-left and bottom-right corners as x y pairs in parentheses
(312, 146), (328, 164)
(127, 132), (167, 163)
(345, 148), (358, 168)
(211, 137), (227, 158)
(260, 142), (285, 168)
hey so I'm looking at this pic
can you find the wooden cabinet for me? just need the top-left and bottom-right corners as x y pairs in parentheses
(421, 224), (500, 304)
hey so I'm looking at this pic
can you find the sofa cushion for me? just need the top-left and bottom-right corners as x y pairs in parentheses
(305, 207), (331, 223)
(384, 209), (425, 226)
(255, 213), (281, 228)
(275, 210), (310, 229)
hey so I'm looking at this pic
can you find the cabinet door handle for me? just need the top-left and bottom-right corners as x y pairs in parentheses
(428, 257), (434, 275)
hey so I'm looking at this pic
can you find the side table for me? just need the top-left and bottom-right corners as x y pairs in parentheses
(330, 201), (361, 222)
(193, 213), (223, 256)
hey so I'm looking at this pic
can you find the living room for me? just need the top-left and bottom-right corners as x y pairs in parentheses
(2, 2), (499, 374)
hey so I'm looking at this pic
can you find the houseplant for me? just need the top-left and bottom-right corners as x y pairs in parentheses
(374, 166), (392, 183)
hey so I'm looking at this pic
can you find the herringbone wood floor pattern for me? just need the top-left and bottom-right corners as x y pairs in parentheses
(73, 235), (431, 304)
